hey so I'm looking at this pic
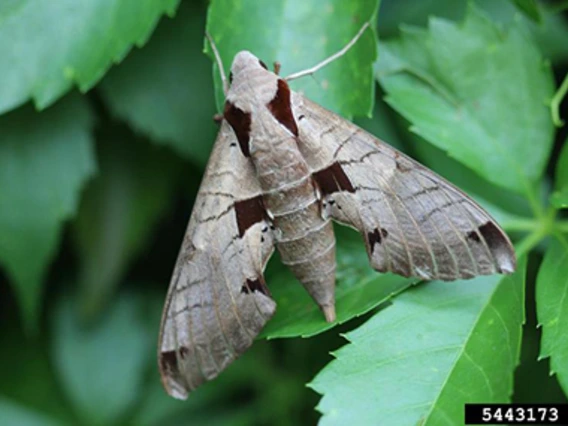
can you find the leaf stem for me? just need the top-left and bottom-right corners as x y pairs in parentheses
(514, 207), (557, 257)
(516, 230), (545, 258)
(550, 72), (568, 127)
(502, 218), (539, 232)
(524, 181), (546, 220)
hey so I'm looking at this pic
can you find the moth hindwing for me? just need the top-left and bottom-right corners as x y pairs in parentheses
(158, 25), (516, 399)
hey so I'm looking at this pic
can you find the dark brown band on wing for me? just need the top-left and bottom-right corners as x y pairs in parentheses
(160, 350), (179, 376)
(476, 222), (515, 273)
(267, 79), (298, 137)
(477, 222), (502, 246)
(313, 162), (355, 195)
(224, 101), (251, 157)
(160, 346), (189, 377)
(368, 228), (389, 254)
(235, 195), (266, 237)
(241, 277), (271, 297)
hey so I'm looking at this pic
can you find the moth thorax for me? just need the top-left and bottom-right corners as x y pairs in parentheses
(231, 51), (265, 74)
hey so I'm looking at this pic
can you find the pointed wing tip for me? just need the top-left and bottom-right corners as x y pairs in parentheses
(497, 253), (517, 275)
(158, 349), (191, 400)
(322, 304), (336, 323)
(493, 236), (517, 276)
(171, 390), (189, 400)
(159, 371), (190, 400)
(165, 383), (189, 400)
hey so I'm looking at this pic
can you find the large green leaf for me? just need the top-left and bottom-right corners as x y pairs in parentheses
(410, 136), (532, 220)
(0, 0), (179, 114)
(206, 0), (379, 117)
(0, 95), (96, 329)
(0, 398), (65, 426)
(376, 5), (554, 195)
(510, 0), (541, 23)
(73, 131), (182, 318)
(536, 237), (568, 395)
(528, 6), (568, 64)
(353, 90), (406, 152)
(378, 0), (464, 36)
(52, 292), (154, 426)
(0, 327), (74, 424)
(551, 138), (568, 209)
(379, 0), (568, 65)
(100, 1), (217, 165)
(311, 258), (525, 426)
(261, 227), (416, 339)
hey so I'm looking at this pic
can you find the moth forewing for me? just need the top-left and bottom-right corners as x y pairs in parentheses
(158, 23), (516, 399)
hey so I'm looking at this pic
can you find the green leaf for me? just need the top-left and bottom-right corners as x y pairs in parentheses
(261, 227), (416, 339)
(0, 398), (65, 426)
(311, 258), (526, 426)
(536, 237), (568, 395)
(379, 0), (568, 65)
(378, 0), (465, 36)
(353, 91), (406, 151)
(376, 5), (555, 195)
(552, 189), (568, 210)
(73, 131), (182, 318)
(510, 0), (542, 23)
(206, 0), (379, 117)
(0, 327), (74, 423)
(100, 1), (217, 165)
(528, 6), (568, 65)
(0, 0), (179, 114)
(551, 138), (568, 209)
(0, 95), (96, 330)
(410, 135), (532, 219)
(52, 292), (153, 426)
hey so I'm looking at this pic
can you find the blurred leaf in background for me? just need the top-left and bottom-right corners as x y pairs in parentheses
(73, 131), (183, 320)
(0, 95), (96, 330)
(0, 0), (179, 113)
(52, 293), (155, 426)
(100, 0), (218, 165)
(0, 0), (567, 425)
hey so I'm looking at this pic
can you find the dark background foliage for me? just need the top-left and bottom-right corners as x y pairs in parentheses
(0, 0), (567, 425)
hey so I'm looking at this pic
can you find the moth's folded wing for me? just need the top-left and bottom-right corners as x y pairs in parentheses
(158, 122), (276, 399)
(293, 94), (516, 281)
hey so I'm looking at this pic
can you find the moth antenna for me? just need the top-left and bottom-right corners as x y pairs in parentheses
(205, 32), (229, 95)
(284, 21), (371, 82)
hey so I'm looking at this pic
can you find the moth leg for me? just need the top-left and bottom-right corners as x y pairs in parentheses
(205, 32), (228, 95)
(273, 61), (281, 75)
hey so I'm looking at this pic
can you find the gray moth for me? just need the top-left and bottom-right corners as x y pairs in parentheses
(158, 24), (516, 399)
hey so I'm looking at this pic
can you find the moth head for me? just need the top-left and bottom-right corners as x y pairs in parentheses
(231, 51), (269, 80)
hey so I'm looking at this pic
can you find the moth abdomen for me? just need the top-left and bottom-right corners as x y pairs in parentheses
(270, 196), (337, 322)
(262, 173), (315, 214)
